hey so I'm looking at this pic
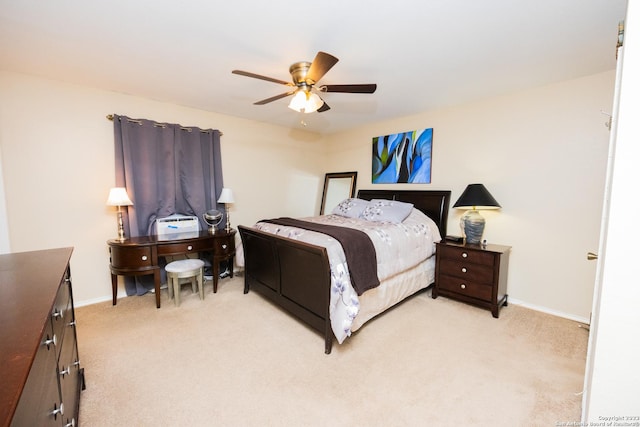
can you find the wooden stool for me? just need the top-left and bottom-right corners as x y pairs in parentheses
(165, 259), (205, 306)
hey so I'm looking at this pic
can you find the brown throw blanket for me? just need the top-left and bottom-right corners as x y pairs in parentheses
(260, 217), (379, 295)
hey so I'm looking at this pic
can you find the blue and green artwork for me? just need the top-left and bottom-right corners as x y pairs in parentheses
(372, 128), (433, 184)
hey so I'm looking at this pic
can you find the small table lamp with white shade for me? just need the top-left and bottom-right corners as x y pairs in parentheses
(453, 184), (501, 245)
(106, 187), (133, 242)
(217, 188), (235, 233)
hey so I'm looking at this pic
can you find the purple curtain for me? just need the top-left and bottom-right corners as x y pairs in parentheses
(113, 115), (223, 295)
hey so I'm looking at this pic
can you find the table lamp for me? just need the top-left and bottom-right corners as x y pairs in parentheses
(453, 184), (500, 245)
(217, 188), (235, 233)
(107, 187), (133, 242)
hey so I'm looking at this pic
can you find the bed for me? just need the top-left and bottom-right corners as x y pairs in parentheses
(237, 189), (451, 353)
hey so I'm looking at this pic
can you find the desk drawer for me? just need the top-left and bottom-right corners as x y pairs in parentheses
(160, 239), (211, 256)
(110, 245), (154, 269)
(214, 236), (235, 256)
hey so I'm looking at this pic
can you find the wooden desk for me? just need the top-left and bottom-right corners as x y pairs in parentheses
(108, 229), (236, 308)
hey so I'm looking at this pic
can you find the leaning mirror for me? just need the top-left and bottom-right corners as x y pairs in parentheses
(319, 171), (358, 215)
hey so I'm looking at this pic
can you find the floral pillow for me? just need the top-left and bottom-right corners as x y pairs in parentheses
(331, 198), (370, 218)
(361, 199), (414, 223)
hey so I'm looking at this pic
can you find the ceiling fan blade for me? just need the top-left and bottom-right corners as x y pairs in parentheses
(232, 70), (293, 86)
(323, 84), (377, 94)
(306, 51), (339, 84)
(317, 102), (331, 113)
(253, 91), (296, 105)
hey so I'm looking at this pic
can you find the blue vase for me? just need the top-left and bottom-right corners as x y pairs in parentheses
(461, 210), (485, 245)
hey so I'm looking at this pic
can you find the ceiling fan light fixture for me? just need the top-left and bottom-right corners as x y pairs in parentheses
(288, 90), (323, 113)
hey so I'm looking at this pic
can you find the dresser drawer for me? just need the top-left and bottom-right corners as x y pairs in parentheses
(439, 258), (495, 284)
(159, 239), (211, 256)
(438, 274), (493, 302)
(110, 245), (154, 269)
(438, 244), (496, 266)
(51, 280), (72, 350)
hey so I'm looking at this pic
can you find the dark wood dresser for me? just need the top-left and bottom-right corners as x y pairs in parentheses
(0, 247), (84, 427)
(433, 241), (511, 318)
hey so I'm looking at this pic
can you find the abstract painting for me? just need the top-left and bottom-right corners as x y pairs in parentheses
(372, 128), (433, 184)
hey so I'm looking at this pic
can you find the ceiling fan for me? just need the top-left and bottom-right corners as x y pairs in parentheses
(232, 51), (377, 114)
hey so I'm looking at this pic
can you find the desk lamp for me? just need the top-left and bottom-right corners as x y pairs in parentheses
(107, 187), (133, 242)
(453, 184), (500, 245)
(217, 188), (235, 233)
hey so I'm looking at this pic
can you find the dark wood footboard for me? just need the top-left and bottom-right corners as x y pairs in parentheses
(238, 189), (451, 354)
(238, 225), (334, 353)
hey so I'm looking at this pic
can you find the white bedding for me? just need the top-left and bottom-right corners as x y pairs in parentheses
(247, 208), (441, 344)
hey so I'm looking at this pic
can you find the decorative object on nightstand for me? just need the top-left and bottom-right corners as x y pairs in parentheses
(433, 241), (511, 318)
(453, 183), (500, 245)
(106, 187), (133, 242)
(217, 188), (235, 233)
(203, 209), (223, 234)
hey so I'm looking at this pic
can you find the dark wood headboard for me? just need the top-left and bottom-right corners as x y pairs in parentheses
(357, 189), (451, 238)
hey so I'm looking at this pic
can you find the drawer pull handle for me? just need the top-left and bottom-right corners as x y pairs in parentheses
(64, 417), (76, 427)
(51, 402), (64, 418)
(187, 245), (193, 251)
(60, 365), (71, 378)
(141, 255), (148, 261)
(462, 252), (468, 258)
(44, 334), (57, 349)
(222, 244), (227, 249)
(461, 267), (467, 273)
(52, 309), (64, 320)
(460, 284), (466, 290)
(73, 359), (81, 367)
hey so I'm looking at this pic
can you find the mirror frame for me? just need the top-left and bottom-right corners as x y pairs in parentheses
(319, 171), (358, 215)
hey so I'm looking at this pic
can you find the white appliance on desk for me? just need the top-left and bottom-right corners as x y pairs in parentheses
(155, 214), (200, 240)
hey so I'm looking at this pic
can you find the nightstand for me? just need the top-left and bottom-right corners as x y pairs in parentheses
(432, 241), (511, 318)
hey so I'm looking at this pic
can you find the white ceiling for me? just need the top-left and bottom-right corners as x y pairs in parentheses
(0, 0), (628, 134)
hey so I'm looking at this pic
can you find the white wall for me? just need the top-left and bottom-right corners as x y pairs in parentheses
(584, 0), (640, 418)
(0, 69), (616, 322)
(0, 71), (328, 304)
(325, 71), (616, 321)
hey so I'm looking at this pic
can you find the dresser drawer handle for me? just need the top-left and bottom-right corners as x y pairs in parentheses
(187, 245), (193, 251)
(461, 267), (467, 273)
(43, 334), (57, 349)
(222, 244), (227, 249)
(59, 365), (71, 378)
(51, 402), (64, 418)
(462, 252), (468, 258)
(52, 309), (64, 320)
(460, 284), (466, 290)
(141, 255), (148, 261)
(64, 417), (76, 427)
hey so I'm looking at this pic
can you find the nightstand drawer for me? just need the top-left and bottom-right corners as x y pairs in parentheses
(439, 258), (494, 284)
(438, 244), (496, 266)
(438, 274), (493, 302)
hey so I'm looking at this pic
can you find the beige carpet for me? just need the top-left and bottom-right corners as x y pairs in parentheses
(76, 275), (588, 426)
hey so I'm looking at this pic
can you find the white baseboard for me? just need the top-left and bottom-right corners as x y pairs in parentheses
(508, 297), (590, 325)
(75, 294), (116, 307)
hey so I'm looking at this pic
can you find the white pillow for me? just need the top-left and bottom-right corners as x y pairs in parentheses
(331, 198), (370, 218)
(361, 199), (414, 223)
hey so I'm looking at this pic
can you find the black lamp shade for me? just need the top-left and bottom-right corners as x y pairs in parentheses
(453, 184), (501, 209)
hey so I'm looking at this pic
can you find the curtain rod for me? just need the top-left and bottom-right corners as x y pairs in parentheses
(106, 114), (223, 136)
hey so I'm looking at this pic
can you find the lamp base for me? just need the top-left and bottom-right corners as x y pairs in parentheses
(461, 209), (485, 245)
